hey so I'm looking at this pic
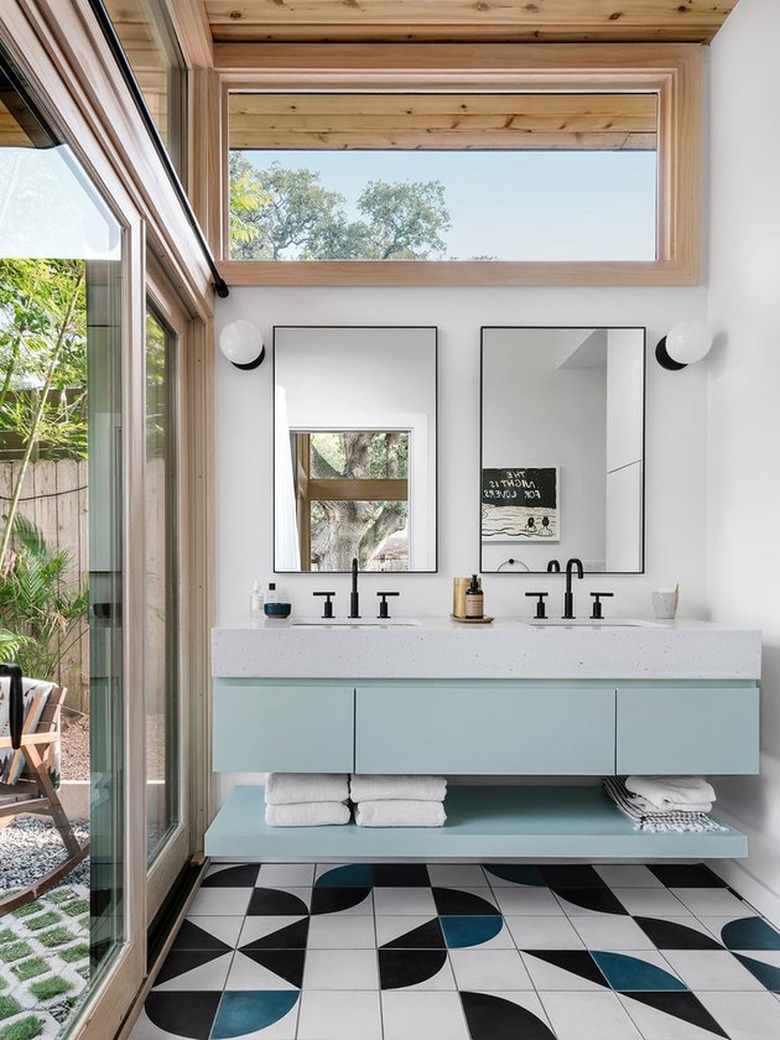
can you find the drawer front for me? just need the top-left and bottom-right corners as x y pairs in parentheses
(617, 685), (760, 775)
(355, 685), (615, 774)
(213, 682), (354, 772)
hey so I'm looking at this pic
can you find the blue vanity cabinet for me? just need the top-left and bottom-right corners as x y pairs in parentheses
(212, 681), (354, 772)
(354, 683), (616, 774)
(616, 683), (760, 775)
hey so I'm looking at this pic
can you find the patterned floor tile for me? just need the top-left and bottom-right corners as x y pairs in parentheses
(732, 951), (780, 991)
(305, 912), (375, 948)
(187, 887), (253, 917)
(378, 948), (454, 990)
(611, 888), (693, 917)
(460, 991), (555, 1040)
(258, 863), (315, 888)
(376, 915), (445, 949)
(225, 950), (304, 990)
(309, 886), (373, 916)
(554, 887), (628, 916)
(661, 949), (766, 991)
(440, 915), (511, 950)
(153, 950), (234, 992)
(432, 886), (499, 916)
(449, 948), (534, 991)
(296, 990), (382, 1040)
(504, 914), (586, 949)
(538, 864), (608, 888)
(521, 950), (609, 991)
(590, 950), (686, 991)
(201, 864), (260, 888)
(698, 915), (780, 950)
(246, 887), (310, 917)
(491, 886), (564, 916)
(670, 887), (753, 917)
(238, 916), (309, 950)
(372, 886), (437, 916)
(540, 989), (645, 1039)
(595, 864), (666, 888)
(427, 864), (489, 888)
(381, 989), (470, 1040)
(173, 916), (244, 949)
(482, 864), (547, 887)
(649, 865), (728, 889)
(371, 863), (431, 887)
(314, 863), (372, 888)
(634, 916), (723, 951)
(301, 948), (379, 990)
(211, 990), (299, 1040)
(143, 990), (222, 1039)
(694, 991), (780, 1040)
(571, 914), (657, 950)
(618, 991), (730, 1039)
(130, 1006), (202, 1039)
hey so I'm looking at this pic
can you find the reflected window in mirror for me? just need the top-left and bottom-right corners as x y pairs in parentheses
(274, 326), (437, 573)
(480, 327), (645, 575)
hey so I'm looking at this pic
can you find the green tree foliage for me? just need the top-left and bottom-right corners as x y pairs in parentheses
(0, 258), (87, 565)
(0, 516), (87, 679)
(228, 152), (450, 260)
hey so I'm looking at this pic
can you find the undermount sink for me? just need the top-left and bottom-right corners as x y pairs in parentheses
(290, 617), (421, 627)
(520, 618), (667, 629)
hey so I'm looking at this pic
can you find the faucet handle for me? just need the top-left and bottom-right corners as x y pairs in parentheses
(313, 591), (336, 618)
(377, 591), (400, 619)
(525, 591), (549, 619)
(589, 591), (614, 620)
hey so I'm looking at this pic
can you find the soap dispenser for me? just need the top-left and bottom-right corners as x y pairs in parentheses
(465, 574), (484, 619)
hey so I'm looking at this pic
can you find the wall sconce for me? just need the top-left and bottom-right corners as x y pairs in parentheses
(219, 319), (265, 370)
(655, 320), (712, 371)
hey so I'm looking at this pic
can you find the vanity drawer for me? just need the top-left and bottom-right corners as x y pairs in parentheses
(213, 681), (354, 772)
(355, 684), (615, 774)
(616, 684), (759, 775)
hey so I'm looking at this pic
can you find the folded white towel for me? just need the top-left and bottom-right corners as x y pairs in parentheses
(264, 773), (349, 805)
(627, 793), (713, 814)
(354, 799), (447, 828)
(349, 774), (447, 802)
(265, 801), (351, 827)
(625, 775), (716, 810)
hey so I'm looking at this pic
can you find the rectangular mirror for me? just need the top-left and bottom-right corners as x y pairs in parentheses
(481, 327), (645, 574)
(274, 326), (437, 572)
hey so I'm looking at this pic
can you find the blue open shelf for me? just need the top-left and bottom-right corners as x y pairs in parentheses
(205, 785), (747, 861)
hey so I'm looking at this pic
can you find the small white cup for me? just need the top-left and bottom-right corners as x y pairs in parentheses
(653, 587), (678, 620)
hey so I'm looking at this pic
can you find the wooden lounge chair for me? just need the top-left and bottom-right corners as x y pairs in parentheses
(0, 670), (89, 914)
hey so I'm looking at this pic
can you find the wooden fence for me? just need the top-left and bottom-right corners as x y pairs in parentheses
(0, 459), (90, 713)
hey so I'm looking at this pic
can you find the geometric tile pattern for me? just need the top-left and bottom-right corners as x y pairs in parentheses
(129, 861), (780, 1040)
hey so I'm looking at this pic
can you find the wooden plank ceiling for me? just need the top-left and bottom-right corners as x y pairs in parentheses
(205, 0), (737, 44)
(229, 92), (658, 151)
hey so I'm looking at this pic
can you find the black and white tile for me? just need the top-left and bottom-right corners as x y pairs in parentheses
(129, 861), (780, 1039)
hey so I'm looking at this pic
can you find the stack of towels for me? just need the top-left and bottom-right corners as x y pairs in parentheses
(350, 773), (447, 827)
(603, 774), (724, 833)
(263, 773), (351, 827)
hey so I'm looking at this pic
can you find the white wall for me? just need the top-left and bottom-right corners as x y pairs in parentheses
(216, 284), (708, 630)
(707, 0), (780, 918)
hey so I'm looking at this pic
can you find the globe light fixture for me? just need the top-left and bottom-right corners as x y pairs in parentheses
(655, 320), (712, 371)
(219, 320), (265, 370)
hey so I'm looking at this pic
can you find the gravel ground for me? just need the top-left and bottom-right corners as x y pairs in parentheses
(0, 816), (89, 892)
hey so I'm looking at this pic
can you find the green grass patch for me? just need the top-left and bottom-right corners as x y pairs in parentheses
(0, 930), (15, 945)
(24, 912), (60, 932)
(57, 944), (89, 964)
(62, 900), (89, 918)
(47, 889), (75, 905)
(36, 928), (73, 949)
(0, 943), (32, 964)
(77, 916), (90, 931)
(10, 904), (42, 920)
(28, 977), (72, 1001)
(10, 959), (47, 982)
(0, 997), (22, 1021)
(0, 1014), (43, 1040)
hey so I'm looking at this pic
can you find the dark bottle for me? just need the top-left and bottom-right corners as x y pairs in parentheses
(465, 574), (484, 619)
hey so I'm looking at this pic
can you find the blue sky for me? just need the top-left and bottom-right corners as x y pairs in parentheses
(243, 148), (657, 261)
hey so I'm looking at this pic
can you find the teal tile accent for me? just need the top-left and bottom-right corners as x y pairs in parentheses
(721, 917), (780, 951)
(591, 951), (687, 991)
(440, 915), (504, 949)
(211, 990), (298, 1038)
(316, 864), (373, 888)
(734, 953), (780, 991)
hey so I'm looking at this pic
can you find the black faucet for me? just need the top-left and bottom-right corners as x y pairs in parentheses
(563, 557), (584, 619)
(350, 556), (360, 618)
(546, 559), (561, 572)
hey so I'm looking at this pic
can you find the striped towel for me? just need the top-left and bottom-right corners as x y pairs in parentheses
(603, 776), (728, 833)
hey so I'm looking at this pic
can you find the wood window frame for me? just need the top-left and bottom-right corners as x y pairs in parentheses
(215, 42), (702, 287)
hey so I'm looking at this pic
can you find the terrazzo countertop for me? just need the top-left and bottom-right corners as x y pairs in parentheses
(212, 616), (761, 681)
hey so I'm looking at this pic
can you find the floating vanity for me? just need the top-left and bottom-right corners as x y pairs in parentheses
(206, 618), (760, 861)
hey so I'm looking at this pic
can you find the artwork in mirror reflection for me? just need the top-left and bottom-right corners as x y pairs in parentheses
(481, 327), (645, 574)
(274, 326), (437, 573)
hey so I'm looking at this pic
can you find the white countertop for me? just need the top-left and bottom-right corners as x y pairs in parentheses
(212, 616), (761, 681)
